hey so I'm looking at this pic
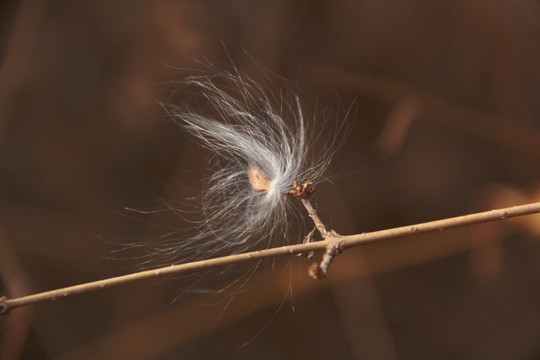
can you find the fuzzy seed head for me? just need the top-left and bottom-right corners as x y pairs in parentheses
(155, 69), (342, 265)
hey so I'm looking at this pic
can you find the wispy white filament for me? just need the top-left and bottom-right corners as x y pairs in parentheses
(146, 69), (342, 266)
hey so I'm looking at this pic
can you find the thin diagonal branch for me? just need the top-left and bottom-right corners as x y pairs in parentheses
(301, 198), (331, 237)
(2, 201), (540, 315)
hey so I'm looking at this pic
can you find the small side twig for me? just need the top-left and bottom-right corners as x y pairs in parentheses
(299, 198), (344, 279)
(300, 198), (330, 238)
(286, 179), (343, 270)
(287, 179), (343, 276)
(300, 226), (317, 259)
(2, 201), (540, 315)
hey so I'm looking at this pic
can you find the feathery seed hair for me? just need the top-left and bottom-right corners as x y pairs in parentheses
(153, 69), (341, 266)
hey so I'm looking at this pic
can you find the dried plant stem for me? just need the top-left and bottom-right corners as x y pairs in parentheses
(300, 198), (343, 279)
(301, 199), (331, 237)
(2, 201), (540, 315)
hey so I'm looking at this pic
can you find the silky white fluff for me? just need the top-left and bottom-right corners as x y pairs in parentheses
(149, 70), (341, 265)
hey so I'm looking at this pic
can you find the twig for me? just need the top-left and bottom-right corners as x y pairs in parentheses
(301, 198), (331, 238)
(1, 201), (540, 315)
(299, 198), (343, 278)
(308, 241), (344, 279)
(0, 222), (33, 359)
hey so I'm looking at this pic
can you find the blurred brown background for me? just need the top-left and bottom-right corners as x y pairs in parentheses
(1, 0), (540, 359)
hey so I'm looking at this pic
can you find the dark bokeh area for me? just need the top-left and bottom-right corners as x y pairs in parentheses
(1, 1), (540, 359)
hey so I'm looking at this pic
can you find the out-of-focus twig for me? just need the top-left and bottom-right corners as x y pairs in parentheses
(0, 0), (45, 143)
(309, 65), (540, 157)
(377, 96), (421, 155)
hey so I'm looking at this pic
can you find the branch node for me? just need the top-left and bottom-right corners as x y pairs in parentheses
(291, 182), (344, 278)
(299, 226), (317, 259)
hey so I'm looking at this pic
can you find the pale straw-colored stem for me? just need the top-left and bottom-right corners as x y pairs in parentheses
(1, 201), (540, 315)
(301, 198), (331, 238)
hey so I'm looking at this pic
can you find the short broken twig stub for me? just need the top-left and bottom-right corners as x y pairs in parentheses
(308, 240), (344, 279)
